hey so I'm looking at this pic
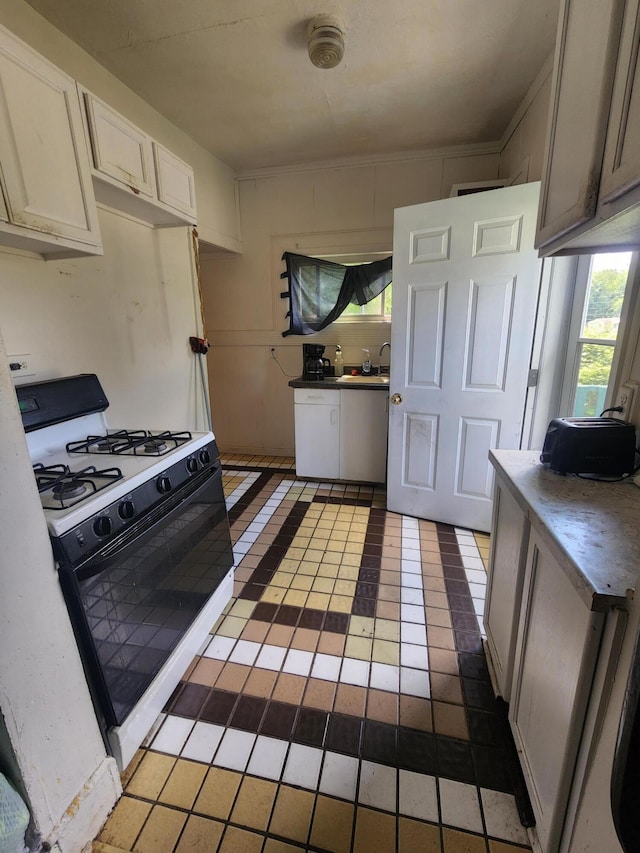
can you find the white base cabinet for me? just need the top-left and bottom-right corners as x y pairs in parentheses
(485, 451), (638, 853)
(293, 388), (340, 480)
(339, 390), (388, 483)
(484, 482), (530, 701)
(509, 530), (604, 852)
(294, 387), (387, 482)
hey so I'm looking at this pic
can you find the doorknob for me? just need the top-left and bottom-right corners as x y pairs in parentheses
(391, 393), (402, 405)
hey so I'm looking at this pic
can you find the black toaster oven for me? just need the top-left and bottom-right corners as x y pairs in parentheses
(540, 417), (637, 476)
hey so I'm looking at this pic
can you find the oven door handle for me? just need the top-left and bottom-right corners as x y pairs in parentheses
(70, 465), (226, 581)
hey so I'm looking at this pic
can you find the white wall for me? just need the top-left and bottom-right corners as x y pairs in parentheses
(0, 210), (210, 430)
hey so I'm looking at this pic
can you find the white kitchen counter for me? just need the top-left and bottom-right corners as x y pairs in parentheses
(490, 450), (640, 612)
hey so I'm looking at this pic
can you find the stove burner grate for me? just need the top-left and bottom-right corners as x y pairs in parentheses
(34, 463), (123, 509)
(66, 430), (192, 457)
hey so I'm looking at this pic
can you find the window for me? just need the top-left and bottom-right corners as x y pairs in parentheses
(332, 254), (392, 322)
(564, 252), (633, 417)
(338, 283), (392, 321)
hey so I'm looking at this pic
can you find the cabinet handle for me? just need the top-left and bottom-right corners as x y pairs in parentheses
(391, 393), (402, 405)
(330, 409), (337, 425)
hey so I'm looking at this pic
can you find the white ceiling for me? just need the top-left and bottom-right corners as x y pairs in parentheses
(25, 0), (561, 173)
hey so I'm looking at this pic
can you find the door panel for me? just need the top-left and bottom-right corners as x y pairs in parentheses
(407, 283), (445, 387)
(464, 278), (514, 390)
(388, 182), (542, 531)
(456, 417), (499, 499)
(403, 412), (438, 489)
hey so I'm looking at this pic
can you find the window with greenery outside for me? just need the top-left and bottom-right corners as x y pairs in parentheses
(573, 254), (631, 417)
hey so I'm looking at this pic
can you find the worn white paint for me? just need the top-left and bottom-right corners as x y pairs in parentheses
(0, 331), (121, 851)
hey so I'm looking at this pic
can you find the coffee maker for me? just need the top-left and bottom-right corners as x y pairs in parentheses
(302, 343), (329, 380)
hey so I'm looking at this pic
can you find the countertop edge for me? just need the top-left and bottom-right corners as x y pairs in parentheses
(289, 377), (390, 390)
(490, 449), (637, 611)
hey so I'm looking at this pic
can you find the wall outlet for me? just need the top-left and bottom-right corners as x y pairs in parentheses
(8, 354), (35, 379)
(616, 383), (637, 417)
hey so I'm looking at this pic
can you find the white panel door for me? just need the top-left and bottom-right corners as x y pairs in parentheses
(387, 183), (542, 531)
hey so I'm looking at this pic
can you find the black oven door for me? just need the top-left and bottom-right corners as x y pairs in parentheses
(57, 464), (233, 726)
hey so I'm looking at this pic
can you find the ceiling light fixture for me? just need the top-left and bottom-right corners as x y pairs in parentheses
(307, 14), (345, 69)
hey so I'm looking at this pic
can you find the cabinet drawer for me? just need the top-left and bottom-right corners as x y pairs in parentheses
(294, 388), (340, 405)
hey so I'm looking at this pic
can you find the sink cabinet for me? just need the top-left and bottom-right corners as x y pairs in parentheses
(293, 386), (387, 482)
(0, 24), (102, 258)
(535, 0), (640, 255)
(293, 388), (341, 480)
(340, 389), (388, 482)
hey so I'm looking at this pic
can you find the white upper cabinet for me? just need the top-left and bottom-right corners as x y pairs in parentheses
(599, 0), (640, 207)
(81, 88), (197, 226)
(83, 92), (156, 198)
(536, 0), (640, 255)
(0, 24), (102, 258)
(153, 142), (197, 220)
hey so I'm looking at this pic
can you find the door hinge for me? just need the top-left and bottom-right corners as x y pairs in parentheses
(527, 369), (539, 388)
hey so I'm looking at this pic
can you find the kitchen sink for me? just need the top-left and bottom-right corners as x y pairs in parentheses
(336, 375), (389, 384)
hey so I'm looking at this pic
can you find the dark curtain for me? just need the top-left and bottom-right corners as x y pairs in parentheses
(281, 252), (393, 337)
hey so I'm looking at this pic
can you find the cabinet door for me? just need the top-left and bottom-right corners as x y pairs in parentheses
(599, 0), (640, 207)
(535, 0), (625, 249)
(483, 483), (529, 701)
(294, 402), (340, 479)
(153, 142), (197, 220)
(0, 27), (100, 246)
(339, 391), (388, 482)
(510, 531), (604, 852)
(83, 91), (156, 198)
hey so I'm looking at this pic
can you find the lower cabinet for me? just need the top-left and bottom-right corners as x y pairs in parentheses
(508, 530), (604, 852)
(293, 388), (388, 482)
(339, 390), (388, 482)
(293, 388), (341, 480)
(484, 482), (530, 701)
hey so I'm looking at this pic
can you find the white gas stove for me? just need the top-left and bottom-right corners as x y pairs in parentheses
(27, 411), (215, 537)
(17, 374), (234, 771)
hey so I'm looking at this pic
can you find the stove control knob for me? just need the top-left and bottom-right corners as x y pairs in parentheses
(186, 457), (199, 474)
(199, 449), (211, 466)
(118, 500), (135, 520)
(157, 475), (172, 494)
(93, 516), (112, 537)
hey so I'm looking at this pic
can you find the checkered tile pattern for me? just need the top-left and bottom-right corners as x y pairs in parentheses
(94, 457), (531, 853)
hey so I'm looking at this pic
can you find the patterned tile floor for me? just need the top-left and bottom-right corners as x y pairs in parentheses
(93, 456), (532, 853)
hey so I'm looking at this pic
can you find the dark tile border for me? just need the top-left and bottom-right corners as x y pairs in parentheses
(436, 521), (534, 814)
(164, 678), (518, 793)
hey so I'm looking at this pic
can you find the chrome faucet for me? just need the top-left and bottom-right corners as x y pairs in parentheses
(379, 342), (391, 374)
